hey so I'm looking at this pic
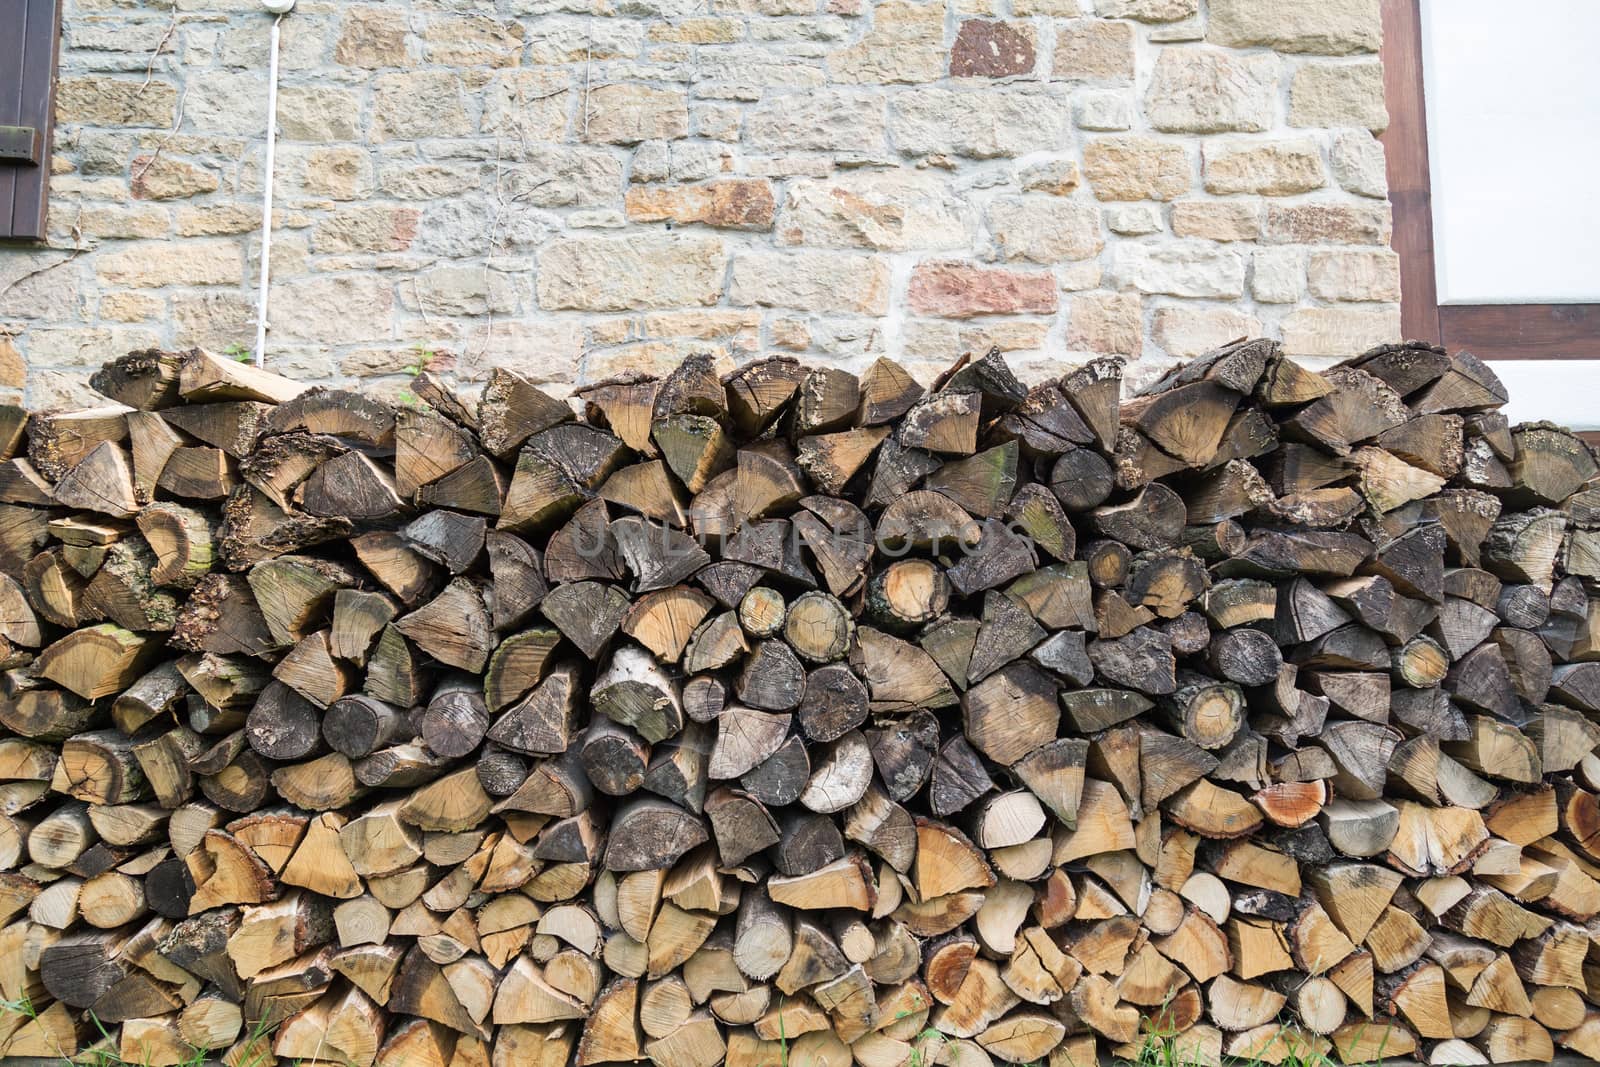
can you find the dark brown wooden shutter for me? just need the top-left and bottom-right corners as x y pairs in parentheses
(0, 0), (63, 241)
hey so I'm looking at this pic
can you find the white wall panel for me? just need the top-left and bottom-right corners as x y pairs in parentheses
(1421, 0), (1600, 304)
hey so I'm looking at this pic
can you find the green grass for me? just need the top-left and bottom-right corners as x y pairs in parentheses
(404, 343), (437, 378)
(0, 993), (1390, 1067)
(395, 344), (439, 411)
(221, 342), (252, 363)
(1114, 1012), (1389, 1067)
(0, 998), (284, 1067)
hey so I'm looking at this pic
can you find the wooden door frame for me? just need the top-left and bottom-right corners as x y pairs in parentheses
(1380, 0), (1600, 360)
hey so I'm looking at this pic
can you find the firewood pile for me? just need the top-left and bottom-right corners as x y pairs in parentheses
(0, 339), (1599, 1067)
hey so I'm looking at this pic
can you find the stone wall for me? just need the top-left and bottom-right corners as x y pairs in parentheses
(0, 0), (1398, 406)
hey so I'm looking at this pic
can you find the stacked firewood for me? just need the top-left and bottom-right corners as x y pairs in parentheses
(1, 340), (1599, 1067)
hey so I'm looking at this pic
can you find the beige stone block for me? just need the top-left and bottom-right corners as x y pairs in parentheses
(184, 71), (268, 133)
(1290, 61), (1388, 131)
(260, 235), (310, 286)
(961, 319), (1052, 353)
(692, 103), (745, 141)
(131, 156), (219, 201)
(747, 91), (887, 152)
(771, 318), (811, 350)
(1059, 260), (1104, 290)
(1331, 130), (1388, 198)
(718, 0), (814, 14)
(1146, 47), (1278, 133)
(1265, 202), (1390, 245)
(483, 69), (573, 142)
(1109, 241), (1246, 298)
(1281, 307), (1400, 357)
(626, 180), (777, 230)
(66, 16), (176, 54)
(1150, 15), (1204, 42)
(99, 293), (164, 323)
(340, 346), (433, 378)
(25, 369), (111, 412)
(503, 148), (625, 208)
(1203, 138), (1326, 196)
(649, 17), (743, 43)
(778, 171), (974, 250)
(1307, 249), (1401, 301)
(828, 0), (946, 84)
(172, 290), (256, 350)
(1011, 0), (1079, 14)
(22, 326), (162, 367)
(697, 47), (828, 100)
(229, 15), (329, 70)
(1066, 291), (1142, 356)
(1251, 248), (1304, 303)
(56, 77), (178, 127)
(29, 369), (118, 409)
(1075, 91), (1135, 130)
(525, 18), (645, 63)
(1105, 204), (1163, 235)
(96, 241), (241, 288)
(175, 205), (259, 237)
(1096, 0), (1196, 19)
(539, 235), (726, 311)
(378, 164), (479, 201)
(583, 85), (689, 144)
(631, 141), (671, 183)
(667, 144), (730, 183)
(587, 319), (635, 348)
(373, 72), (472, 140)
(335, 6), (409, 67)
(73, 204), (170, 239)
(301, 147), (375, 201)
(277, 87), (362, 142)
(457, 320), (585, 383)
(582, 342), (733, 385)
(1209, 0), (1381, 55)
(1019, 158), (1081, 195)
(0, 337), (23, 390)
(1083, 136), (1191, 201)
(420, 15), (524, 67)
(402, 266), (521, 317)
(907, 260), (1058, 318)
(0, 251), (79, 320)
(730, 251), (890, 314)
(1170, 200), (1263, 241)
(1152, 306), (1263, 357)
(269, 275), (396, 343)
(987, 197), (1103, 262)
(1052, 20), (1136, 82)
(643, 310), (763, 343)
(254, 348), (339, 384)
(902, 320), (962, 360)
(890, 88), (1071, 159)
(313, 206), (422, 254)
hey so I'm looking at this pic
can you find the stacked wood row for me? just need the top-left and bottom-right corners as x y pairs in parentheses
(1, 341), (1600, 1067)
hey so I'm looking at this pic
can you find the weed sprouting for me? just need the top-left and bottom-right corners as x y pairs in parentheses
(0, 1000), (285, 1067)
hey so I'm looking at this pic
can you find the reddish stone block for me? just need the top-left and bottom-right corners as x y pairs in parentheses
(908, 261), (1059, 318)
(625, 179), (777, 231)
(950, 20), (1037, 78)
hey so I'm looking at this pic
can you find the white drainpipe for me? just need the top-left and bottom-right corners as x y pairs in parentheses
(254, 1), (295, 367)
